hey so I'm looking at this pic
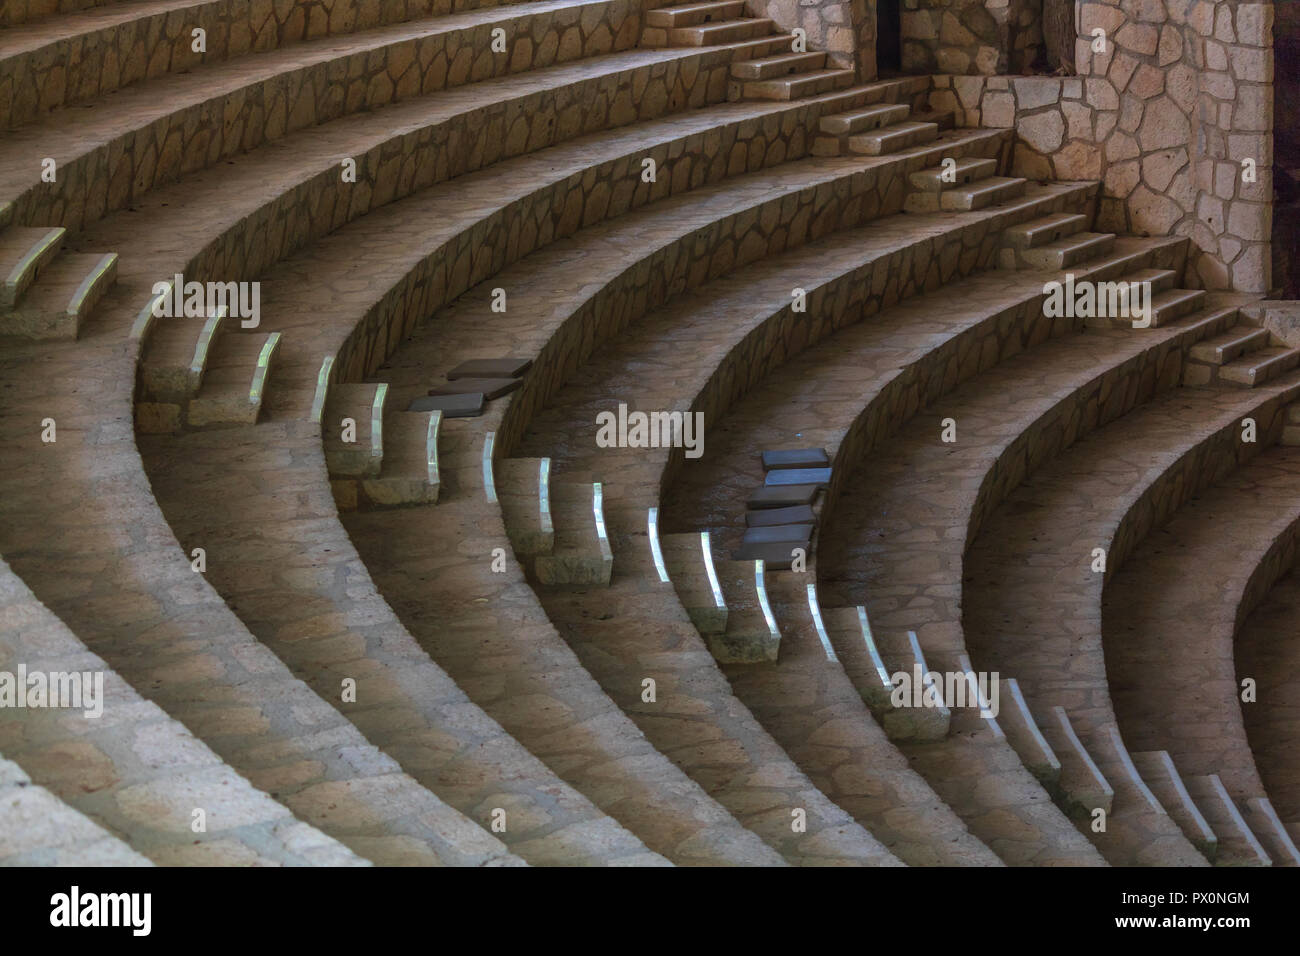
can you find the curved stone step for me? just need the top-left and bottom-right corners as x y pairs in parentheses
(660, 245), (1227, 863)
(0, 0), (641, 131)
(0, 754), (151, 866)
(0, 554), (368, 866)
(1103, 444), (1300, 831)
(0, 287), (525, 867)
(1, 0), (125, 28)
(965, 355), (1297, 864)
(1236, 567), (1300, 828)
(0, 16), (750, 232)
(0, 0), (560, 125)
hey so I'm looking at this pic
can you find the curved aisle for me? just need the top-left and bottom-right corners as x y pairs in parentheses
(1102, 445), (1300, 830)
(1236, 570), (1300, 827)
(960, 379), (1300, 864)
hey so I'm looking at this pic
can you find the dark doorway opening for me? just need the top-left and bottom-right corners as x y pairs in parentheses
(1275, 9), (1299, 297)
(877, 0), (901, 75)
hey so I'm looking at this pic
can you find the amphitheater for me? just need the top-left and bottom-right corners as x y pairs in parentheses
(0, 0), (1296, 869)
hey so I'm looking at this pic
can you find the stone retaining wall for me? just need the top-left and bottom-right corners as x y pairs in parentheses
(928, 0), (1274, 294)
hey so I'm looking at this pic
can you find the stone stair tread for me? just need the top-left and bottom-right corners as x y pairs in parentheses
(644, 0), (747, 29)
(1220, 346), (1300, 385)
(429, 376), (521, 399)
(668, 17), (775, 45)
(763, 466), (830, 486)
(907, 156), (997, 190)
(1003, 212), (1088, 248)
(819, 101), (911, 135)
(447, 357), (532, 379)
(1188, 326), (1271, 364)
(761, 447), (828, 469)
(743, 68), (855, 100)
(745, 503), (815, 526)
(729, 50), (826, 80)
(845, 120), (938, 155)
(409, 392), (485, 416)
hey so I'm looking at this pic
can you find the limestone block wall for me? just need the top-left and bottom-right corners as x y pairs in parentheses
(901, 0), (1043, 74)
(743, 0), (877, 78)
(929, 0), (1275, 293)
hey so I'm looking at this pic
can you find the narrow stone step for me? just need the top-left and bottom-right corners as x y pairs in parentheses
(1188, 325), (1271, 365)
(1183, 775), (1272, 866)
(939, 176), (1026, 212)
(997, 678), (1062, 788)
(186, 330), (281, 428)
(1001, 212), (1088, 250)
(746, 503), (815, 525)
(1219, 346), (1300, 387)
(1034, 706), (1115, 820)
(820, 606), (895, 714)
(668, 17), (775, 45)
(1124, 266), (1179, 293)
(1147, 287), (1207, 327)
(495, 456), (555, 555)
(1020, 231), (1116, 270)
(1131, 750), (1220, 861)
(0, 251), (116, 339)
(661, 530), (728, 634)
(730, 50), (826, 80)
(710, 559), (781, 662)
(645, 0), (747, 29)
(323, 382), (386, 478)
(845, 120), (939, 156)
(0, 226), (64, 310)
(534, 481), (613, 586)
(137, 308), (230, 408)
(907, 156), (997, 191)
(359, 409), (442, 508)
(1243, 797), (1300, 866)
(743, 68), (855, 101)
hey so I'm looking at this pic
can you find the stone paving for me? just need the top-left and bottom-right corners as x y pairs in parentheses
(1103, 445), (1300, 809)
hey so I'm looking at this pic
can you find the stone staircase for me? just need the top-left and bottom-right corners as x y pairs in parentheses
(2, 0), (1297, 869)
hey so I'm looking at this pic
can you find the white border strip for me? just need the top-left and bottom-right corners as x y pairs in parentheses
(754, 560), (779, 642)
(700, 531), (724, 611)
(309, 355), (335, 426)
(483, 431), (497, 502)
(856, 606), (893, 692)
(592, 482), (612, 564)
(538, 458), (553, 536)
(806, 583), (837, 662)
(647, 507), (669, 583)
